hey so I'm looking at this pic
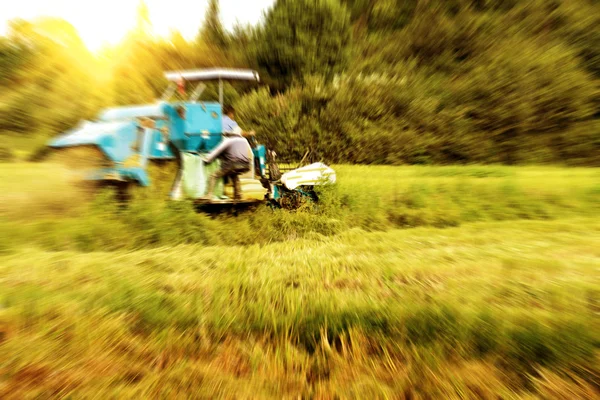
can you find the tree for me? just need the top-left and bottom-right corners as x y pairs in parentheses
(110, 0), (162, 104)
(340, 0), (418, 32)
(201, 0), (228, 49)
(135, 0), (152, 38)
(0, 33), (30, 86)
(0, 18), (104, 135)
(255, 0), (352, 91)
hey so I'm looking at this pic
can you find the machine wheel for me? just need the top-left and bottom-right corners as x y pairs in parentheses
(279, 190), (312, 210)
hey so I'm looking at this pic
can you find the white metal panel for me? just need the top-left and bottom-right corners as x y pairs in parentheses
(164, 68), (260, 83)
(281, 163), (336, 190)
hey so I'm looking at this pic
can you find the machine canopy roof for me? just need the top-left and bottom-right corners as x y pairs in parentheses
(164, 68), (260, 83)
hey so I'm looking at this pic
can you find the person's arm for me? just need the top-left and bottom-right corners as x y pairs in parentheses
(224, 117), (255, 138)
(223, 118), (239, 134)
(203, 139), (230, 163)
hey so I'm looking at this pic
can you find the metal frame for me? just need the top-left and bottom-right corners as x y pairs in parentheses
(190, 83), (207, 103)
(163, 68), (260, 108)
(160, 82), (177, 101)
(164, 68), (260, 83)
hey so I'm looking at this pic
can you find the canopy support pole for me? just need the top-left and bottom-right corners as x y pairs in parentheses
(218, 78), (224, 109)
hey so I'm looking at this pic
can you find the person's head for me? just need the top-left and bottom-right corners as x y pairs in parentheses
(223, 105), (235, 119)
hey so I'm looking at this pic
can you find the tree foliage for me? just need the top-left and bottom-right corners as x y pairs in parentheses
(0, 18), (104, 136)
(201, 0), (228, 49)
(235, 0), (600, 165)
(254, 0), (352, 91)
(0, 0), (599, 165)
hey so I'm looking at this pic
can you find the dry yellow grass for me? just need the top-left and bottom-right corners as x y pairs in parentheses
(0, 163), (599, 397)
(0, 162), (93, 220)
(1, 218), (599, 398)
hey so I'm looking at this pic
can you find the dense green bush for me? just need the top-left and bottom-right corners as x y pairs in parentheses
(237, 15), (599, 166)
(2, 165), (598, 253)
(449, 39), (600, 164)
(254, 0), (352, 91)
(0, 19), (104, 137)
(1, 0), (599, 165)
(235, 87), (303, 159)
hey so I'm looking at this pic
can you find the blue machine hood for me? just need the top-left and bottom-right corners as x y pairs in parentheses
(49, 120), (139, 163)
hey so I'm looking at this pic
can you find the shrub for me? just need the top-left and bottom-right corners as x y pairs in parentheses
(449, 38), (599, 164)
(254, 0), (352, 91)
(235, 87), (303, 160)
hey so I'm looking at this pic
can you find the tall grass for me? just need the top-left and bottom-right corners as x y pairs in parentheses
(2, 164), (598, 253)
(1, 218), (598, 398)
(1, 164), (599, 397)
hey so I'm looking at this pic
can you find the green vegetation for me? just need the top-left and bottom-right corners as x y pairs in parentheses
(2, 163), (598, 253)
(2, 0), (599, 165)
(1, 164), (599, 397)
(2, 0), (600, 397)
(1, 205), (599, 397)
(253, 0), (352, 91)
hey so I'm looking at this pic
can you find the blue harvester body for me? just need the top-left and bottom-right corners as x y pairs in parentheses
(48, 100), (267, 188)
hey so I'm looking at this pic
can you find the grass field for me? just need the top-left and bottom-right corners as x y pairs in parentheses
(1, 163), (599, 398)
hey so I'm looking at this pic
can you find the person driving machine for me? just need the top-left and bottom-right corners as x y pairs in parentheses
(221, 106), (255, 139)
(201, 106), (255, 200)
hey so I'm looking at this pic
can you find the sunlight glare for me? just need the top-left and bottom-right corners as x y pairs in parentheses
(0, 0), (274, 53)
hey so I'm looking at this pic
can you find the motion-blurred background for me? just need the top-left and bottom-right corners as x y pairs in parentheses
(1, 0), (598, 165)
(1, 1), (599, 399)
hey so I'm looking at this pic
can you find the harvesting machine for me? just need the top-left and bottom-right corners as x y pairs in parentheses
(46, 68), (335, 210)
